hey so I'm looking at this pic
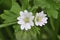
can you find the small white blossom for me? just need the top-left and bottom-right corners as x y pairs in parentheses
(17, 10), (34, 30)
(35, 11), (48, 26)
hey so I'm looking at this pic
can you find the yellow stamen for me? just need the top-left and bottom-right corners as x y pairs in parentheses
(36, 17), (42, 22)
(24, 17), (29, 23)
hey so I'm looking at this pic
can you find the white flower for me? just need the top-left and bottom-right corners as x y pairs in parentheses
(17, 10), (34, 30)
(35, 11), (48, 26)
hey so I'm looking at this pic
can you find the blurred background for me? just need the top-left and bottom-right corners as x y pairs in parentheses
(0, 0), (60, 40)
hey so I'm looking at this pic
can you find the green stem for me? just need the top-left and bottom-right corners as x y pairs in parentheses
(50, 18), (55, 31)
(0, 22), (16, 28)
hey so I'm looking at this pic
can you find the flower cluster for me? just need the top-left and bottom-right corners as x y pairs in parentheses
(17, 10), (48, 30)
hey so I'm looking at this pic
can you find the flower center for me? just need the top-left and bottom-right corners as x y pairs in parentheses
(24, 17), (30, 23)
(36, 17), (42, 22)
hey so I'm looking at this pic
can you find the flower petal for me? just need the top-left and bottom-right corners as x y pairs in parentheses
(20, 25), (25, 30)
(17, 20), (25, 25)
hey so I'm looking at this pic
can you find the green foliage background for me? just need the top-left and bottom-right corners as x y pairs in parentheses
(0, 0), (60, 40)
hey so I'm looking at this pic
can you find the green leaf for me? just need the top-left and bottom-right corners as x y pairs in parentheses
(10, 0), (21, 15)
(5, 27), (15, 40)
(34, 0), (59, 19)
(52, 9), (60, 33)
(1, 10), (17, 23)
(13, 25), (40, 40)
(0, 11), (17, 28)
(0, 0), (21, 28)
(19, 0), (29, 10)
(0, 0), (12, 10)
(0, 22), (16, 28)
(13, 24), (20, 33)
(15, 31), (38, 40)
(34, 0), (50, 9)
(43, 26), (58, 40)
(34, 0), (60, 9)
(15, 31), (32, 40)
(46, 0), (60, 10)
(47, 8), (58, 19)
